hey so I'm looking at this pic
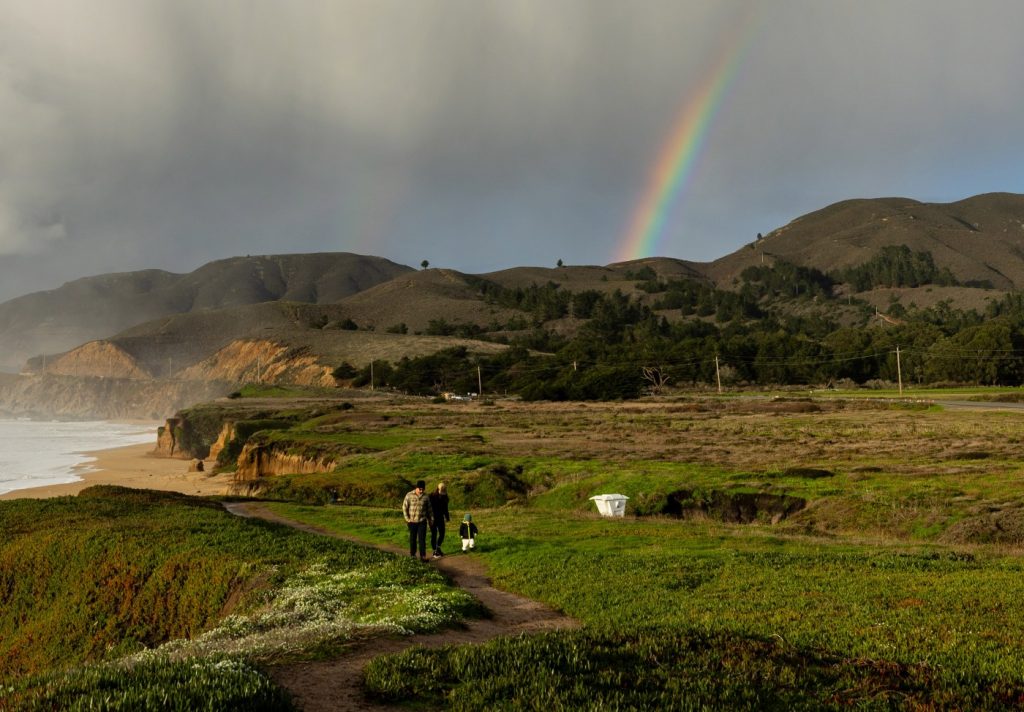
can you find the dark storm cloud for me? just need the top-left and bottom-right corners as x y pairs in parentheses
(1, 0), (1024, 301)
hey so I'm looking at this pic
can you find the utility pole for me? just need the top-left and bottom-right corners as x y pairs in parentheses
(896, 346), (903, 396)
(477, 365), (483, 396)
(370, 361), (374, 391)
(715, 355), (722, 394)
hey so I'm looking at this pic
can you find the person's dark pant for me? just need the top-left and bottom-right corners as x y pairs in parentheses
(430, 520), (446, 553)
(407, 521), (428, 557)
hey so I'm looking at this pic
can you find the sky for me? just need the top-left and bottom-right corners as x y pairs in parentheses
(2, 0), (1024, 302)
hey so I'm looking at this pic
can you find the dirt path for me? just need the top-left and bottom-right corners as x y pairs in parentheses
(223, 502), (578, 711)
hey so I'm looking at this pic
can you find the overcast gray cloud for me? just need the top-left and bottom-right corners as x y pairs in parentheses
(1, 0), (1024, 300)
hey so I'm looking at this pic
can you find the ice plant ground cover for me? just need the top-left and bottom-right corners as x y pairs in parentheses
(3, 658), (291, 712)
(0, 486), (479, 710)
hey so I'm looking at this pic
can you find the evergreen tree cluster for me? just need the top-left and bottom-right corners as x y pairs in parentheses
(831, 245), (959, 291)
(344, 248), (1024, 399)
(740, 262), (834, 299)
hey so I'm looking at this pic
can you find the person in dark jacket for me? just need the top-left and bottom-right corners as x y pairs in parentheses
(402, 480), (433, 561)
(459, 512), (478, 552)
(428, 482), (450, 558)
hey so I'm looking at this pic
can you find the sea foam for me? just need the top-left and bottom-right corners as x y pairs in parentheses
(0, 419), (155, 495)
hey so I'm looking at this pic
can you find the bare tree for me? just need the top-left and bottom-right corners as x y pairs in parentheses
(641, 366), (671, 394)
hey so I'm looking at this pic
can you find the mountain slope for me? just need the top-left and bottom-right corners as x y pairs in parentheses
(330, 259), (710, 336)
(45, 300), (512, 380)
(333, 268), (521, 334)
(0, 253), (414, 372)
(483, 257), (708, 290)
(704, 192), (1024, 289)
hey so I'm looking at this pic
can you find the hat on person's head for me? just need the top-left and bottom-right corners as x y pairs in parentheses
(415, 480), (426, 490)
(463, 513), (472, 521)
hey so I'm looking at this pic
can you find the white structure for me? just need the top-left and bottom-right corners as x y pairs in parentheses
(589, 494), (629, 517)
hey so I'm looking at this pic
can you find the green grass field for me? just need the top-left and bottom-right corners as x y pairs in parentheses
(254, 393), (1024, 709)
(267, 502), (1024, 709)
(8, 393), (1024, 709)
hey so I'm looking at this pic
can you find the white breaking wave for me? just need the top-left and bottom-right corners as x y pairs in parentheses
(0, 420), (155, 495)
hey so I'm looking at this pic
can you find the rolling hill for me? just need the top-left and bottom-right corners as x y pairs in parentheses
(0, 253), (413, 373)
(35, 300), (512, 380)
(704, 192), (1024, 290)
(16, 260), (710, 382)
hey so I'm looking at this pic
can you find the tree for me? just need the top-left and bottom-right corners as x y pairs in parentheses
(557, 258), (564, 267)
(389, 347), (474, 395)
(421, 260), (430, 270)
(641, 365), (671, 394)
(353, 359), (394, 388)
(924, 321), (1023, 385)
(332, 362), (359, 380)
(425, 318), (456, 336)
(832, 246), (958, 292)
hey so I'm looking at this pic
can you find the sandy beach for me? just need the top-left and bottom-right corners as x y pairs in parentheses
(0, 442), (233, 500)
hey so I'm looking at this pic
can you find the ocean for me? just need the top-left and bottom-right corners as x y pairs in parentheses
(0, 419), (156, 496)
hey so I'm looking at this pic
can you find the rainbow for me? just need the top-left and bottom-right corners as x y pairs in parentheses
(616, 8), (758, 263)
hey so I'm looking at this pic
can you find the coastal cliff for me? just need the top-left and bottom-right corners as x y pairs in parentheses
(180, 340), (336, 388)
(0, 373), (233, 420)
(3, 338), (341, 420)
(228, 437), (380, 498)
(207, 422), (237, 462)
(150, 398), (349, 465)
(233, 441), (339, 482)
(148, 396), (384, 499)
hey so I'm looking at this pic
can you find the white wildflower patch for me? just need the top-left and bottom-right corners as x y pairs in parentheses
(124, 558), (476, 665)
(362, 584), (478, 631)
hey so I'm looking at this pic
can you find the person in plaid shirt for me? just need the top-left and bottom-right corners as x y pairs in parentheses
(402, 479), (433, 561)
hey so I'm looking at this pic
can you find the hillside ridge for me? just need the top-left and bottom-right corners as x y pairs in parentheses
(0, 253), (414, 373)
(704, 192), (1024, 288)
